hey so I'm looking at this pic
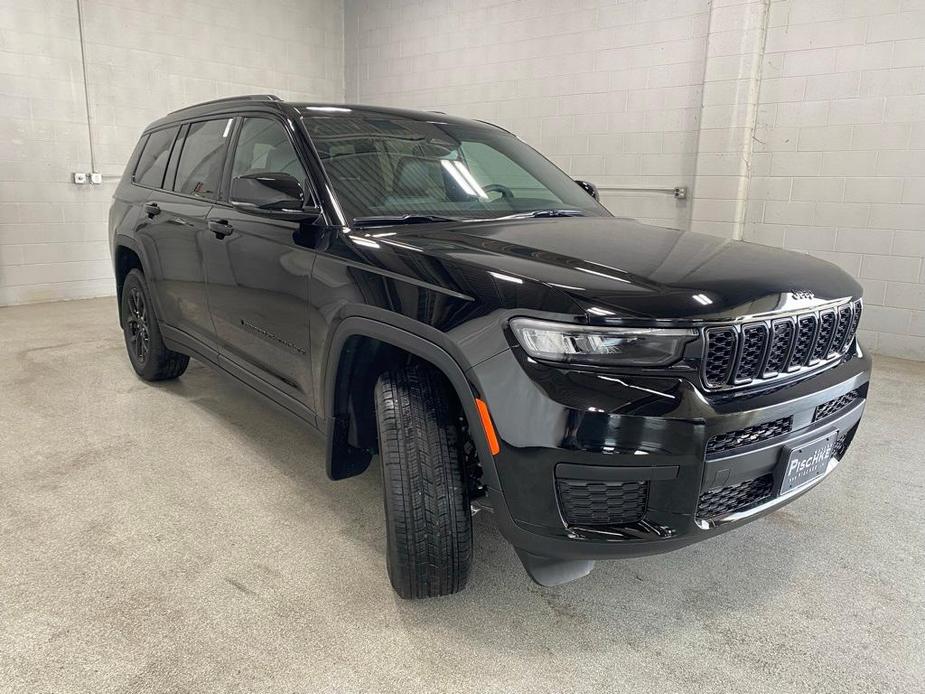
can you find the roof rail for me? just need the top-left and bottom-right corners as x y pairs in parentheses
(474, 119), (514, 135)
(169, 94), (282, 114)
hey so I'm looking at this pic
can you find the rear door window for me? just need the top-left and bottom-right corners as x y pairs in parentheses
(162, 123), (188, 192)
(173, 118), (234, 199)
(133, 126), (179, 188)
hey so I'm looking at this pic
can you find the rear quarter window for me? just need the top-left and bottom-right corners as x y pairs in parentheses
(133, 126), (179, 188)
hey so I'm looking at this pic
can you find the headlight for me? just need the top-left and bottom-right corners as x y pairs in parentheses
(510, 318), (697, 366)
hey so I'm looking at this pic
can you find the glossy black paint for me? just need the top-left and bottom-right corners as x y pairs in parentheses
(111, 97), (871, 577)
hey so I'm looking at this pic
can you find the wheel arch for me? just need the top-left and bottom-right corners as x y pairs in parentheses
(322, 315), (499, 487)
(112, 235), (149, 326)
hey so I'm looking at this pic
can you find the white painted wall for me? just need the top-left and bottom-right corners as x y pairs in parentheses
(346, 0), (925, 360)
(0, 0), (344, 305)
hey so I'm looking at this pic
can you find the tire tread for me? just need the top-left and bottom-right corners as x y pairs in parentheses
(375, 365), (472, 599)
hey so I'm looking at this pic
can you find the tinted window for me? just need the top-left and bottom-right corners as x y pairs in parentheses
(163, 123), (188, 191)
(231, 118), (308, 186)
(134, 126), (178, 188)
(174, 118), (234, 199)
(301, 114), (609, 222)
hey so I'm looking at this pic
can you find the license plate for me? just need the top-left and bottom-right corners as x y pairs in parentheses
(781, 432), (838, 493)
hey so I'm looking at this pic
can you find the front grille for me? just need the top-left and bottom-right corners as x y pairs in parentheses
(701, 300), (862, 390)
(697, 474), (774, 519)
(814, 389), (860, 422)
(556, 479), (648, 526)
(706, 416), (793, 454)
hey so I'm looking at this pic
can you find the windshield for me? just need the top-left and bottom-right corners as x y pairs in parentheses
(300, 113), (610, 223)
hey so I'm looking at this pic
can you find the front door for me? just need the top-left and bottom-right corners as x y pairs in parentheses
(202, 116), (319, 413)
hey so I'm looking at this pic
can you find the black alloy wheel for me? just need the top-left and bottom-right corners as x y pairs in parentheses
(125, 286), (150, 366)
(120, 268), (189, 381)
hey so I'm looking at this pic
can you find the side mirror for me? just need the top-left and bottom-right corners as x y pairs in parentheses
(575, 179), (599, 201)
(230, 172), (321, 222)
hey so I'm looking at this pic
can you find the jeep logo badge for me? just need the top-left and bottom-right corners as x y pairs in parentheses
(791, 290), (815, 300)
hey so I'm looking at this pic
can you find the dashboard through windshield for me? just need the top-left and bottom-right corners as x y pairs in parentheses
(300, 111), (610, 224)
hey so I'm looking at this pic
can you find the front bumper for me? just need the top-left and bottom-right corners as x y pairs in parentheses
(469, 344), (871, 572)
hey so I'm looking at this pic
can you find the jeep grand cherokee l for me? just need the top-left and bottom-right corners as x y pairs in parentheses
(110, 95), (870, 598)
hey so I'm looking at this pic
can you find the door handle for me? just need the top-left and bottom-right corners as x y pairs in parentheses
(143, 202), (161, 217)
(208, 219), (234, 239)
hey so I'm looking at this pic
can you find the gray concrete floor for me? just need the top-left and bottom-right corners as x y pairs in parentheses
(1, 297), (923, 693)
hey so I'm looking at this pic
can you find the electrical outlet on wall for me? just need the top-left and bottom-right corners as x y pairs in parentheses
(89, 172), (103, 184)
(72, 172), (88, 184)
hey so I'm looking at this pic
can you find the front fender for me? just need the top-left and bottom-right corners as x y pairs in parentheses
(320, 314), (501, 491)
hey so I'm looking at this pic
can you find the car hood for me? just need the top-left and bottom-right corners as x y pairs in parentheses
(345, 217), (862, 322)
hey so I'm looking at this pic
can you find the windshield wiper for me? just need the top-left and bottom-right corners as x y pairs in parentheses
(496, 209), (588, 220)
(351, 214), (461, 228)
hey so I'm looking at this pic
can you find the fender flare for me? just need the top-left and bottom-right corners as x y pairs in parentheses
(113, 233), (149, 275)
(112, 234), (157, 300)
(321, 313), (500, 490)
(112, 234), (157, 323)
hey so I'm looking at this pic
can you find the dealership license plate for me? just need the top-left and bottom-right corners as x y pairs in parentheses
(781, 432), (838, 493)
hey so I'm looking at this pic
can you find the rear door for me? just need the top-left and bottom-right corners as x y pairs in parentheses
(202, 115), (319, 414)
(133, 117), (235, 350)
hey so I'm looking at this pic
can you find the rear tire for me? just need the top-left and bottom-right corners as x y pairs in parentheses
(121, 269), (189, 381)
(374, 364), (473, 599)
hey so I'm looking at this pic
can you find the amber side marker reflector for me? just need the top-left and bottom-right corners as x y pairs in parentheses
(475, 398), (500, 456)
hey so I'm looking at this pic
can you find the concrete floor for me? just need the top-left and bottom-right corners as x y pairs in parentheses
(1, 297), (923, 693)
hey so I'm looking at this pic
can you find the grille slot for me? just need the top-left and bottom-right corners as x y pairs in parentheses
(697, 474), (774, 520)
(814, 389), (860, 422)
(764, 318), (795, 376)
(811, 309), (837, 362)
(846, 299), (862, 346)
(829, 303), (853, 356)
(704, 328), (737, 387)
(556, 479), (648, 526)
(734, 323), (768, 383)
(706, 416), (793, 455)
(788, 314), (817, 371)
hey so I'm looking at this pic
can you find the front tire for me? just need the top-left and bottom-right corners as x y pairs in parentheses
(121, 269), (189, 381)
(374, 365), (473, 599)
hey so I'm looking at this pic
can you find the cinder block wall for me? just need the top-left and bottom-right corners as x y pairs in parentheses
(345, 0), (711, 231)
(744, 0), (925, 360)
(346, 0), (925, 360)
(0, 0), (344, 305)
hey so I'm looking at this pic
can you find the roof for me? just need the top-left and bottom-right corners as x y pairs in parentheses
(144, 94), (506, 134)
(292, 102), (503, 131)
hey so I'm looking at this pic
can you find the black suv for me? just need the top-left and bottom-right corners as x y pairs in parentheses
(110, 95), (870, 598)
